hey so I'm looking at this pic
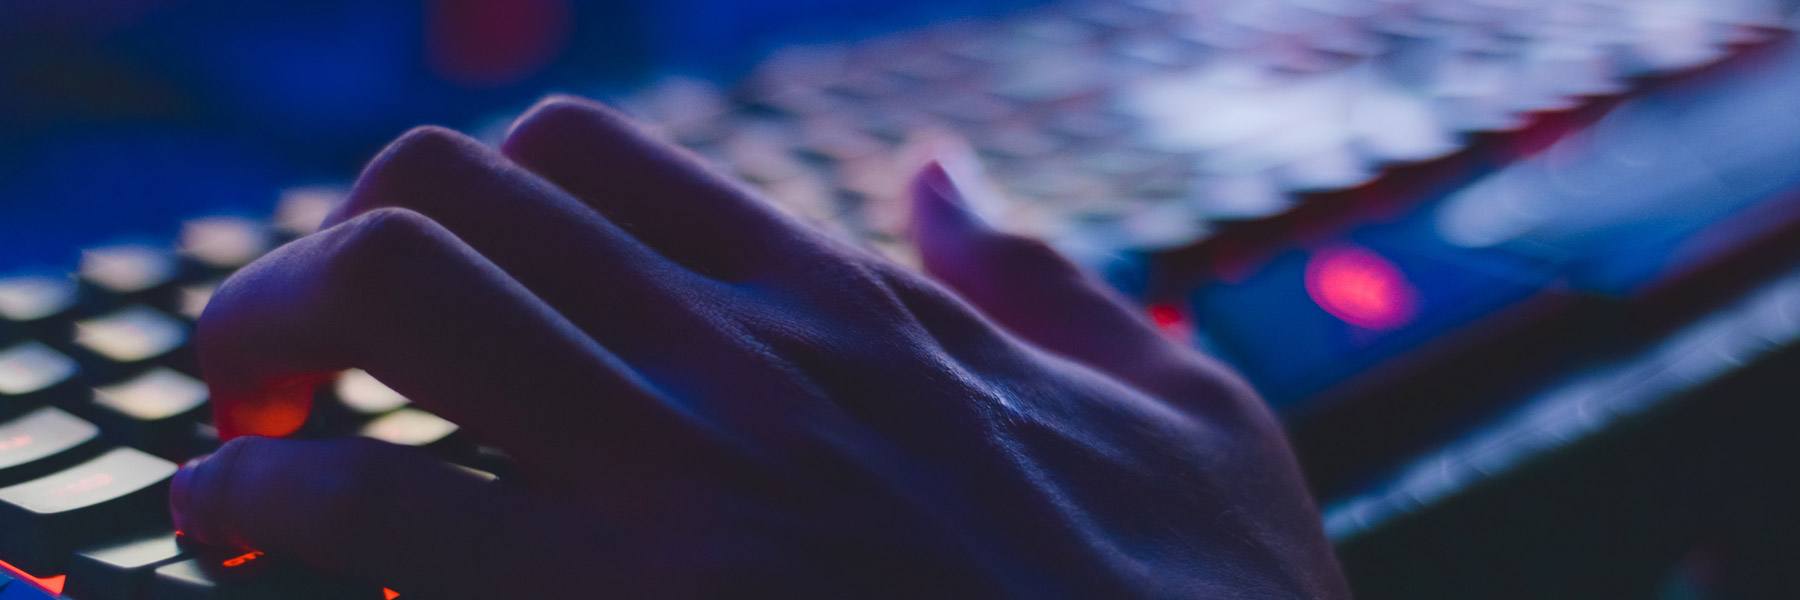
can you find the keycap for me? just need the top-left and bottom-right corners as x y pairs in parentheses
(0, 276), (79, 340)
(65, 533), (185, 600)
(150, 546), (385, 600)
(360, 409), (459, 451)
(179, 217), (274, 272)
(71, 307), (191, 381)
(79, 246), (181, 301)
(0, 408), (103, 487)
(90, 368), (209, 452)
(0, 447), (177, 573)
(333, 370), (408, 416)
(176, 282), (218, 322)
(0, 342), (81, 414)
(273, 186), (345, 238)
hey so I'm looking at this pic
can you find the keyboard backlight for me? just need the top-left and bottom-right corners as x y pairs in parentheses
(221, 550), (265, 568)
(0, 557), (64, 595)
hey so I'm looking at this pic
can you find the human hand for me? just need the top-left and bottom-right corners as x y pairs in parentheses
(174, 97), (1348, 598)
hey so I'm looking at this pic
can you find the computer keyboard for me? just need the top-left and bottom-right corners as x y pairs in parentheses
(1, 0), (1799, 598)
(0, 192), (423, 598)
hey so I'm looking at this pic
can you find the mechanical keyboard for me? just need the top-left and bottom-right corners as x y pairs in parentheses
(0, 197), (421, 598)
(2, 0), (1800, 597)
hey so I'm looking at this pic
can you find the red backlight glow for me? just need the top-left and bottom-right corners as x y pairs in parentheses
(1304, 245), (1418, 331)
(0, 557), (64, 595)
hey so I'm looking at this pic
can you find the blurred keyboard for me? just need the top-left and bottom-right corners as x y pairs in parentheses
(588, 0), (1795, 262)
(581, 0), (1800, 491)
(3, 0), (1800, 598)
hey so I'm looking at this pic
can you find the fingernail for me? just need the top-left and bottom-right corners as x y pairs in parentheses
(917, 160), (969, 208)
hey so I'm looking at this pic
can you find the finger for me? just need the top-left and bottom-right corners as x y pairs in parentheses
(319, 126), (822, 428)
(170, 437), (614, 598)
(198, 208), (700, 478)
(499, 96), (832, 280)
(321, 126), (727, 357)
(908, 161), (1249, 403)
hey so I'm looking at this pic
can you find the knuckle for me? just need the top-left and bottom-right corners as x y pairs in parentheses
(328, 208), (442, 278)
(351, 126), (481, 202)
(382, 125), (475, 168)
(335, 125), (480, 229)
(503, 95), (619, 149)
(513, 96), (597, 131)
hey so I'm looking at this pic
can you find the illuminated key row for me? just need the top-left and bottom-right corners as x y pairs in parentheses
(0, 190), (487, 598)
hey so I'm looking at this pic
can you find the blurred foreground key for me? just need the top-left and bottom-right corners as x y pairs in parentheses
(0, 448), (176, 573)
(0, 276), (78, 342)
(65, 532), (185, 600)
(150, 545), (385, 600)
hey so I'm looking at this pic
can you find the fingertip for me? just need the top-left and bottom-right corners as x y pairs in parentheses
(169, 448), (233, 546)
(501, 94), (625, 157)
(323, 124), (484, 230)
(208, 373), (327, 441)
(168, 456), (200, 533)
(909, 160), (985, 240)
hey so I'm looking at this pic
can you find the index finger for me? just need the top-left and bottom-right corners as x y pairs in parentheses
(198, 208), (705, 480)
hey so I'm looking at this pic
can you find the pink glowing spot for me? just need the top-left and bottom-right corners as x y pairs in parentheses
(1146, 303), (1193, 344)
(428, 0), (571, 87)
(1304, 246), (1419, 331)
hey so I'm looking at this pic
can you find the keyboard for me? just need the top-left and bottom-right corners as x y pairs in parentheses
(0, 196), (437, 598)
(579, 0), (1800, 492)
(585, 0), (1795, 264)
(2, 0), (1799, 597)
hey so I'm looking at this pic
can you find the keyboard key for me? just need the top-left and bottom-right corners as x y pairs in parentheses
(176, 281), (218, 322)
(72, 307), (190, 381)
(0, 343), (81, 413)
(91, 368), (209, 452)
(0, 408), (102, 487)
(334, 370), (408, 416)
(0, 448), (177, 572)
(360, 409), (459, 451)
(65, 533), (185, 600)
(0, 276), (78, 340)
(179, 217), (274, 272)
(79, 246), (181, 300)
(150, 546), (384, 600)
(274, 186), (345, 238)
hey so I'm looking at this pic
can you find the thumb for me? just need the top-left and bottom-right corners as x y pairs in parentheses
(909, 161), (1250, 407)
(170, 437), (607, 598)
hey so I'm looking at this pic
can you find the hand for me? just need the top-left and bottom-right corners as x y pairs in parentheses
(174, 97), (1349, 598)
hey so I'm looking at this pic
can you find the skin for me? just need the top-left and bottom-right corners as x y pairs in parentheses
(170, 97), (1350, 598)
